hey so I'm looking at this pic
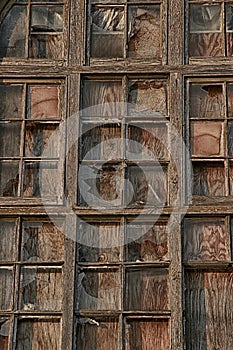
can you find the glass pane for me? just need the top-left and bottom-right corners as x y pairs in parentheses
(77, 222), (121, 263)
(185, 271), (233, 349)
(228, 121), (233, 156)
(128, 80), (167, 116)
(20, 267), (62, 311)
(128, 5), (161, 58)
(23, 161), (61, 200)
(16, 318), (61, 350)
(0, 318), (10, 350)
(0, 5), (27, 58)
(91, 7), (124, 58)
(25, 123), (60, 157)
(192, 162), (225, 196)
(190, 84), (224, 119)
(0, 85), (24, 119)
(183, 220), (228, 261)
(126, 222), (168, 262)
(82, 81), (124, 117)
(0, 161), (19, 197)
(31, 6), (63, 33)
(227, 84), (233, 118)
(191, 122), (224, 157)
(77, 269), (120, 310)
(0, 123), (21, 157)
(0, 220), (17, 261)
(127, 124), (168, 160)
(29, 33), (64, 59)
(0, 268), (13, 310)
(126, 268), (168, 311)
(229, 161), (233, 195)
(125, 318), (170, 350)
(22, 221), (65, 262)
(126, 165), (167, 207)
(77, 317), (119, 350)
(28, 85), (61, 120)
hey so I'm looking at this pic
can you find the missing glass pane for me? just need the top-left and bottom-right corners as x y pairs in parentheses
(192, 162), (225, 196)
(0, 85), (24, 119)
(0, 220), (17, 261)
(0, 268), (13, 311)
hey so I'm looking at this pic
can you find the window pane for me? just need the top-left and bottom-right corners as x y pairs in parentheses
(229, 161), (233, 195)
(0, 161), (19, 197)
(31, 6), (63, 33)
(190, 84), (224, 119)
(183, 220), (228, 261)
(0, 5), (27, 58)
(76, 317), (119, 350)
(29, 33), (64, 59)
(28, 86), (61, 120)
(226, 5), (233, 56)
(189, 5), (222, 57)
(125, 268), (169, 311)
(192, 162), (225, 196)
(228, 121), (233, 156)
(0, 220), (17, 261)
(128, 5), (161, 58)
(16, 318), (61, 350)
(91, 7), (124, 58)
(0, 318), (10, 350)
(22, 221), (65, 262)
(25, 123), (60, 157)
(77, 222), (121, 263)
(185, 271), (233, 349)
(0, 123), (21, 157)
(20, 267), (62, 311)
(0, 268), (13, 310)
(191, 122), (224, 157)
(227, 84), (233, 118)
(128, 80), (167, 117)
(77, 269), (120, 310)
(125, 318), (170, 350)
(0, 85), (24, 119)
(126, 222), (168, 262)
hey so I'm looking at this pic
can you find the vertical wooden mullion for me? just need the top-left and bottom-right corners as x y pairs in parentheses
(161, 0), (168, 65)
(223, 1), (227, 57)
(223, 82), (230, 196)
(124, 3), (128, 60)
(225, 215), (231, 261)
(25, 0), (31, 59)
(18, 84), (27, 197)
(168, 0), (184, 65)
(122, 76), (127, 207)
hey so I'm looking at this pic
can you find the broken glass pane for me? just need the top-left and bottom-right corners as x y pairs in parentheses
(128, 5), (161, 58)
(191, 122), (224, 156)
(0, 123), (21, 157)
(192, 162), (225, 196)
(0, 161), (19, 197)
(0, 5), (27, 58)
(28, 85), (61, 119)
(31, 6), (63, 33)
(0, 85), (24, 119)
(91, 6), (124, 58)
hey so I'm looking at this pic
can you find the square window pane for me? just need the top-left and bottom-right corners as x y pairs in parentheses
(0, 219), (17, 261)
(128, 80), (167, 117)
(25, 123), (60, 157)
(22, 221), (65, 262)
(0, 317), (10, 350)
(125, 268), (169, 311)
(91, 7), (124, 58)
(190, 84), (224, 119)
(31, 6), (63, 33)
(0, 6), (27, 58)
(80, 124), (122, 161)
(191, 122), (224, 157)
(20, 267), (62, 311)
(0, 268), (13, 311)
(28, 86), (61, 120)
(126, 165), (167, 207)
(0, 161), (19, 197)
(29, 33), (64, 59)
(125, 318), (170, 350)
(192, 162), (225, 196)
(77, 221), (121, 263)
(77, 268), (120, 310)
(16, 318), (61, 350)
(0, 85), (24, 119)
(126, 222), (168, 262)
(183, 220), (228, 261)
(0, 123), (21, 157)
(76, 317), (119, 350)
(128, 5), (161, 59)
(189, 5), (222, 57)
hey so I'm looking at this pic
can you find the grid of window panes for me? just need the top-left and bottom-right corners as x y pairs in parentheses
(0, 0), (64, 59)
(187, 79), (233, 198)
(0, 217), (65, 350)
(188, 1), (233, 58)
(0, 81), (63, 203)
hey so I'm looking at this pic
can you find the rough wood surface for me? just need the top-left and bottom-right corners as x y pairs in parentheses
(0, 268), (13, 310)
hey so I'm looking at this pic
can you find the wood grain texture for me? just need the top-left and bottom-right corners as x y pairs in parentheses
(29, 34), (64, 60)
(183, 220), (228, 261)
(192, 162), (225, 196)
(125, 318), (170, 350)
(0, 317), (10, 350)
(0, 122), (21, 157)
(0, 219), (17, 261)
(16, 318), (61, 350)
(29, 86), (61, 120)
(191, 122), (224, 156)
(0, 268), (13, 310)
(189, 33), (223, 57)
(0, 84), (24, 119)
(0, 161), (19, 197)
(76, 317), (119, 350)
(126, 268), (168, 311)
(185, 271), (233, 350)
